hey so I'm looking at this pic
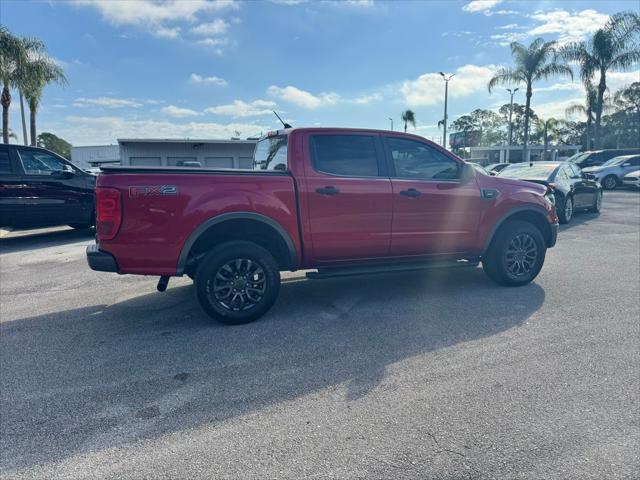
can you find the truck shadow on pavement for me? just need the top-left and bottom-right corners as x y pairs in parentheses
(1, 268), (545, 473)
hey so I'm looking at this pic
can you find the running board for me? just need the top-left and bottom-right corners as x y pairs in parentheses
(306, 258), (480, 280)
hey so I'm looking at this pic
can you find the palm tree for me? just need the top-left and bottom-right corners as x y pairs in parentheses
(565, 82), (597, 149)
(488, 38), (573, 162)
(0, 26), (26, 144)
(0, 128), (17, 142)
(562, 12), (640, 149)
(535, 118), (564, 161)
(401, 109), (416, 133)
(15, 36), (45, 145)
(21, 54), (67, 145)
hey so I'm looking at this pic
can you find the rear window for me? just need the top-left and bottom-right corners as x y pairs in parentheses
(254, 135), (288, 171)
(498, 163), (556, 180)
(310, 135), (379, 177)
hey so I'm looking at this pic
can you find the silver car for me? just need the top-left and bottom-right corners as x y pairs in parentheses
(582, 154), (640, 190)
(623, 170), (640, 189)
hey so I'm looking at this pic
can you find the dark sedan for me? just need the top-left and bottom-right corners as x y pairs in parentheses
(0, 144), (95, 230)
(497, 161), (602, 224)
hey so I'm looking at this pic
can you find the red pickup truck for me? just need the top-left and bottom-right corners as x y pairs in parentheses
(87, 128), (558, 324)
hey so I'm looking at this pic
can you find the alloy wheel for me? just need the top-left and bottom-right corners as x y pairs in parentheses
(505, 233), (538, 278)
(210, 258), (266, 311)
(564, 198), (573, 221)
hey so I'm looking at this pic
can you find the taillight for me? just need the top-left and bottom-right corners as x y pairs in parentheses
(96, 187), (122, 241)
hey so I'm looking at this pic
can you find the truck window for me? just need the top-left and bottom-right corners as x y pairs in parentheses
(387, 137), (459, 180)
(18, 150), (68, 175)
(310, 135), (379, 177)
(0, 151), (12, 174)
(254, 135), (288, 171)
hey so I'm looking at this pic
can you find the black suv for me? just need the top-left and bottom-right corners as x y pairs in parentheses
(0, 144), (95, 229)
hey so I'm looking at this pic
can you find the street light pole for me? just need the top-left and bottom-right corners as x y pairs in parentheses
(439, 72), (455, 149)
(506, 87), (518, 163)
(388, 117), (393, 131)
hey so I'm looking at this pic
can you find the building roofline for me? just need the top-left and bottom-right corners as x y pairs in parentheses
(117, 138), (257, 145)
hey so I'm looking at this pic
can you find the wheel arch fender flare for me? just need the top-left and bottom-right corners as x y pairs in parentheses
(482, 205), (553, 254)
(176, 212), (297, 275)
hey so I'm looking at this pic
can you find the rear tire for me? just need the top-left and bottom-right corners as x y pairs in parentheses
(601, 175), (618, 190)
(482, 220), (546, 287)
(194, 241), (280, 325)
(558, 195), (573, 224)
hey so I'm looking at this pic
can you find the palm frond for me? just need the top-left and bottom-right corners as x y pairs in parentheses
(487, 67), (524, 92)
(533, 63), (573, 82)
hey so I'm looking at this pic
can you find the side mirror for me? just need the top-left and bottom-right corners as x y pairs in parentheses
(460, 163), (476, 183)
(52, 164), (75, 179)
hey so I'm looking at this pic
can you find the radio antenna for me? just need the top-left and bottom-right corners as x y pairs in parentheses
(273, 111), (292, 129)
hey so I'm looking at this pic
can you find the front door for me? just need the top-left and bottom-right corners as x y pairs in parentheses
(0, 146), (26, 227)
(383, 136), (482, 256)
(16, 148), (94, 227)
(302, 133), (393, 262)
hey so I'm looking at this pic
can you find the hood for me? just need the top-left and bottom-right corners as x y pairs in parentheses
(582, 166), (605, 173)
(486, 175), (548, 194)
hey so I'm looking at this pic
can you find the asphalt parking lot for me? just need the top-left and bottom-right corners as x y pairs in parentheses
(1, 190), (639, 479)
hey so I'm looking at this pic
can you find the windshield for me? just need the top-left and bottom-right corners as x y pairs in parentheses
(498, 163), (556, 180)
(253, 135), (288, 171)
(568, 152), (591, 165)
(601, 156), (628, 167)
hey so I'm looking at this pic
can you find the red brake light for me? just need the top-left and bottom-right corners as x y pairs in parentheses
(96, 187), (122, 241)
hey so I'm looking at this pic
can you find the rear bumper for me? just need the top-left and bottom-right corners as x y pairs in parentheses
(86, 244), (119, 273)
(549, 222), (559, 248)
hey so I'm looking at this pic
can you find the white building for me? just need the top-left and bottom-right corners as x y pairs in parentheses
(469, 145), (582, 165)
(70, 145), (120, 170)
(118, 138), (257, 168)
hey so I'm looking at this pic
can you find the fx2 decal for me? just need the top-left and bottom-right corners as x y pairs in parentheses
(129, 185), (178, 198)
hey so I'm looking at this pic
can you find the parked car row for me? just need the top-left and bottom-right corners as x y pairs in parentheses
(495, 161), (602, 224)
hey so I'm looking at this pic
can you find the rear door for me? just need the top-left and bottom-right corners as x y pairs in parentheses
(0, 145), (25, 227)
(383, 136), (482, 256)
(16, 148), (94, 227)
(301, 132), (393, 262)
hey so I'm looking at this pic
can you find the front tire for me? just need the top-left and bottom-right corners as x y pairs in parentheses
(558, 195), (573, 224)
(601, 175), (618, 190)
(194, 241), (281, 325)
(482, 220), (546, 286)
(589, 190), (603, 213)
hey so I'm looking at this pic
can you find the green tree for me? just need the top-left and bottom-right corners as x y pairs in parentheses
(401, 109), (416, 133)
(451, 108), (505, 146)
(21, 53), (67, 145)
(0, 26), (27, 144)
(37, 132), (71, 159)
(562, 12), (640, 148)
(498, 103), (538, 145)
(488, 38), (573, 160)
(614, 82), (640, 127)
(565, 83), (598, 149)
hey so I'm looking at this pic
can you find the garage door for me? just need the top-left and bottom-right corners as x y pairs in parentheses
(130, 157), (161, 166)
(204, 157), (233, 168)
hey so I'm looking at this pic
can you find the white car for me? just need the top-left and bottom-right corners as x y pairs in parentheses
(622, 170), (640, 189)
(582, 154), (640, 190)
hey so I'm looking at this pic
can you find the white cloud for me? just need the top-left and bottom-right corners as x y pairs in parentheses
(462, 0), (503, 14)
(195, 37), (230, 54)
(267, 85), (340, 109)
(205, 99), (276, 117)
(350, 93), (382, 104)
(401, 64), (499, 106)
(189, 73), (228, 86)
(535, 82), (583, 93)
(72, 97), (144, 108)
(190, 18), (229, 36)
(50, 115), (267, 145)
(161, 105), (201, 117)
(74, 0), (237, 39)
(528, 9), (610, 44)
(606, 71), (640, 92)
(532, 97), (586, 119)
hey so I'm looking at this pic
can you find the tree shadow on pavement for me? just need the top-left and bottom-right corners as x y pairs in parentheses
(0, 267), (545, 473)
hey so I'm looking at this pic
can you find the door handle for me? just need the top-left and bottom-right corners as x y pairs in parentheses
(315, 186), (340, 196)
(399, 188), (421, 197)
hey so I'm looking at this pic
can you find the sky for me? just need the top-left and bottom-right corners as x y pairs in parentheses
(1, 0), (639, 146)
